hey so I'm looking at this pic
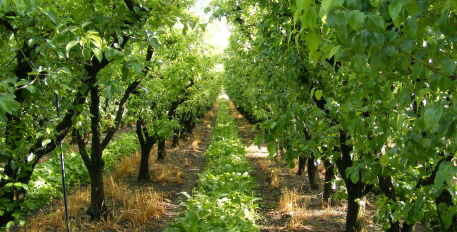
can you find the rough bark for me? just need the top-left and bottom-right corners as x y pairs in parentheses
(157, 139), (166, 160)
(308, 155), (321, 190)
(335, 130), (373, 232)
(136, 118), (157, 181)
(296, 156), (307, 175)
(87, 164), (107, 219)
(346, 193), (367, 232)
(323, 158), (335, 202)
(171, 128), (180, 148)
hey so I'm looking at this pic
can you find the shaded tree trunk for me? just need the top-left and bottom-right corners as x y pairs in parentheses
(136, 118), (157, 181)
(346, 189), (367, 232)
(296, 156), (307, 175)
(171, 128), (180, 148)
(335, 130), (373, 232)
(323, 158), (335, 202)
(308, 155), (321, 190)
(87, 164), (107, 219)
(157, 139), (166, 160)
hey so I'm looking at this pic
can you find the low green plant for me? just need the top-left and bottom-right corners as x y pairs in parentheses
(166, 99), (259, 232)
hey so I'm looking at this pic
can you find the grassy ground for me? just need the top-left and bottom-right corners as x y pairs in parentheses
(13, 100), (220, 232)
(12, 96), (432, 231)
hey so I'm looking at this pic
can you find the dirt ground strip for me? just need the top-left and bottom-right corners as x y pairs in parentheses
(226, 99), (431, 232)
(137, 99), (220, 231)
(13, 100), (220, 232)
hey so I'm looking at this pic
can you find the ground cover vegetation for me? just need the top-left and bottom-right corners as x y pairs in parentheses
(2, 0), (457, 231)
(166, 98), (259, 231)
(0, 0), (222, 229)
(205, 0), (457, 231)
(13, 100), (220, 231)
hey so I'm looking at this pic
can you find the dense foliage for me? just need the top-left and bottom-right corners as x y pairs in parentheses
(207, 0), (457, 231)
(0, 0), (221, 229)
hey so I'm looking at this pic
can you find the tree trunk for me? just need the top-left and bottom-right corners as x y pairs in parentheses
(346, 187), (367, 232)
(400, 222), (415, 232)
(157, 139), (166, 160)
(87, 165), (107, 219)
(323, 158), (335, 202)
(308, 155), (321, 190)
(378, 174), (400, 232)
(171, 128), (180, 148)
(335, 130), (372, 232)
(297, 156), (307, 175)
(138, 146), (153, 181)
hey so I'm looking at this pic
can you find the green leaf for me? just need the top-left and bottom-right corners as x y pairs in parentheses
(396, 114), (405, 130)
(66, 41), (79, 53)
(350, 169), (359, 184)
(440, 58), (456, 77)
(424, 105), (442, 132)
(306, 28), (320, 53)
(106, 85), (113, 99)
(296, 0), (312, 13)
(149, 37), (159, 50)
(16, 0), (26, 15)
(349, 10), (364, 31)
(92, 48), (103, 63)
(267, 143), (276, 156)
(306, 6), (317, 29)
(437, 14), (455, 36)
(367, 13), (385, 33)
(42, 139), (52, 147)
(368, 32), (384, 47)
(435, 169), (445, 189)
(2, 0), (12, 10)
(379, 155), (389, 167)
(57, 67), (71, 75)
(353, 31), (367, 53)
(254, 132), (264, 148)
(182, 24), (188, 35)
(14, 182), (22, 190)
(45, 9), (58, 24)
(0, 97), (13, 115)
(388, 1), (402, 20)
(327, 45), (341, 59)
(26, 85), (35, 93)
(27, 0), (37, 11)
(89, 35), (103, 49)
(315, 89), (323, 99)
(131, 60), (142, 76)
(189, 21), (196, 29)
(269, 121), (277, 129)
(122, 65), (129, 81)
(422, 138), (431, 149)
(361, 169), (371, 183)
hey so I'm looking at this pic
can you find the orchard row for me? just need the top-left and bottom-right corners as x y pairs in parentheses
(208, 0), (457, 231)
(0, 0), (221, 229)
